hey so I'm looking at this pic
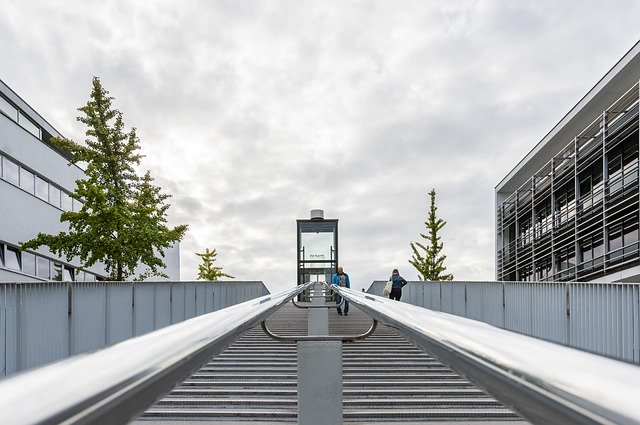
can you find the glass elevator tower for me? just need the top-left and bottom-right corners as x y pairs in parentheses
(297, 209), (338, 301)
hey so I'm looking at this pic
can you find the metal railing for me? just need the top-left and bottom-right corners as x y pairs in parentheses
(368, 279), (640, 364)
(0, 280), (270, 377)
(333, 284), (640, 424)
(0, 282), (313, 425)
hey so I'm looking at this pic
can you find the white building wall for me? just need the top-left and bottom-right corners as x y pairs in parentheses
(0, 80), (180, 282)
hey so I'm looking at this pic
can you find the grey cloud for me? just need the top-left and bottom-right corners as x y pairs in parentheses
(4, 0), (640, 292)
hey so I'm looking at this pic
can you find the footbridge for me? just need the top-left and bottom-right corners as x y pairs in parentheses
(0, 280), (639, 424)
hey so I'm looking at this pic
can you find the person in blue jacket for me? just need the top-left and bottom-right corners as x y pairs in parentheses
(389, 268), (408, 301)
(331, 266), (350, 316)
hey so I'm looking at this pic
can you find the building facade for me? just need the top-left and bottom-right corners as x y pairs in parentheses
(0, 79), (179, 282)
(496, 41), (640, 283)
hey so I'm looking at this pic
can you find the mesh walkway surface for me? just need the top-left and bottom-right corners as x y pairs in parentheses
(136, 302), (528, 423)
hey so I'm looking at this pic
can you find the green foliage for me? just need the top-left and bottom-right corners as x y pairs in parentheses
(196, 248), (235, 280)
(21, 77), (187, 281)
(409, 189), (453, 281)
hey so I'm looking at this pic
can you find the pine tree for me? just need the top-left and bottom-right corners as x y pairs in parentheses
(196, 248), (235, 280)
(21, 77), (187, 281)
(409, 189), (454, 281)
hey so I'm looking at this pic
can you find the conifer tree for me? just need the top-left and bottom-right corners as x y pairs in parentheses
(196, 248), (235, 280)
(22, 77), (187, 281)
(409, 189), (454, 281)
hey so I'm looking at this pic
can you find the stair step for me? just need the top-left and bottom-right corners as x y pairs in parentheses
(142, 407), (519, 419)
(141, 303), (522, 423)
(179, 380), (474, 388)
(168, 387), (490, 397)
(188, 372), (463, 380)
(156, 397), (504, 408)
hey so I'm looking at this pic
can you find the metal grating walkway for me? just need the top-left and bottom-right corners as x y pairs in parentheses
(137, 302), (528, 423)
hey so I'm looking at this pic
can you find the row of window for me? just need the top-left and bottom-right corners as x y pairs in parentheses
(0, 94), (41, 139)
(0, 153), (82, 212)
(511, 217), (639, 282)
(0, 242), (102, 282)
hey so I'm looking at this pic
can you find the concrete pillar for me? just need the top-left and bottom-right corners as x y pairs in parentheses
(297, 341), (342, 425)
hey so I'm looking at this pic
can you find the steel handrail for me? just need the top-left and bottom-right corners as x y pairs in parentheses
(0, 282), (314, 425)
(261, 318), (377, 342)
(331, 284), (640, 425)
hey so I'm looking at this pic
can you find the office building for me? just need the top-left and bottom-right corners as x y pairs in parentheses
(496, 41), (640, 283)
(0, 79), (179, 282)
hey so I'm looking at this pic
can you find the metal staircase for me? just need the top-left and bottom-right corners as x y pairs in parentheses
(140, 303), (525, 423)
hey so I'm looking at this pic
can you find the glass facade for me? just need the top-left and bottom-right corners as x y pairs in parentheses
(497, 81), (640, 282)
(297, 217), (338, 300)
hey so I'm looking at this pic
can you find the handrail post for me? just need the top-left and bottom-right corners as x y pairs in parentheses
(307, 283), (329, 335)
(298, 282), (342, 424)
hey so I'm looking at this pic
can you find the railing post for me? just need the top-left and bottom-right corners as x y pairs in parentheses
(297, 341), (342, 425)
(307, 285), (328, 335)
(298, 283), (342, 424)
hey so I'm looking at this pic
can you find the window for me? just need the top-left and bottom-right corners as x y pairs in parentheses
(63, 266), (74, 281)
(73, 198), (84, 212)
(2, 156), (19, 185)
(35, 176), (48, 201)
(18, 112), (41, 139)
(19, 167), (35, 193)
(22, 252), (36, 276)
(609, 224), (623, 252)
(36, 257), (50, 279)
(518, 216), (532, 246)
(534, 258), (552, 281)
(554, 181), (575, 226)
(0, 243), (4, 266)
(51, 263), (62, 281)
(49, 185), (61, 208)
(534, 200), (552, 237)
(61, 192), (73, 211)
(4, 246), (21, 270)
(0, 96), (18, 120)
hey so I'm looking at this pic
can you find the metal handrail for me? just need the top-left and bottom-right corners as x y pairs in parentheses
(261, 319), (377, 342)
(0, 282), (314, 425)
(332, 284), (640, 425)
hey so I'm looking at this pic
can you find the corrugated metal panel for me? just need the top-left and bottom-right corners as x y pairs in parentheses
(133, 284), (155, 337)
(569, 282), (637, 360)
(466, 282), (484, 321)
(212, 283), (222, 311)
(530, 282), (566, 345)
(0, 285), (6, 377)
(452, 283), (466, 316)
(422, 282), (433, 308)
(21, 283), (68, 370)
(634, 285), (640, 364)
(154, 283), (171, 330)
(505, 282), (532, 335)
(430, 282), (441, 310)
(4, 285), (18, 376)
(170, 282), (185, 324)
(195, 284), (206, 315)
(481, 282), (504, 327)
(71, 282), (107, 354)
(106, 283), (133, 345)
(440, 282), (454, 314)
(184, 282), (196, 319)
(204, 282), (215, 313)
(0, 281), (270, 377)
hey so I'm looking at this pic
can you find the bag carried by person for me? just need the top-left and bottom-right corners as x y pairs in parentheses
(383, 279), (392, 296)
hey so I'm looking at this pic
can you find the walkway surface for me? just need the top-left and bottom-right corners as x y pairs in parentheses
(134, 301), (528, 423)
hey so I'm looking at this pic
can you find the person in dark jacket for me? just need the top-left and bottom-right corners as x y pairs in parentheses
(389, 268), (407, 301)
(331, 266), (350, 316)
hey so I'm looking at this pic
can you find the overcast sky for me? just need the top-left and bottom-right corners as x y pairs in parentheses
(3, 1), (640, 292)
